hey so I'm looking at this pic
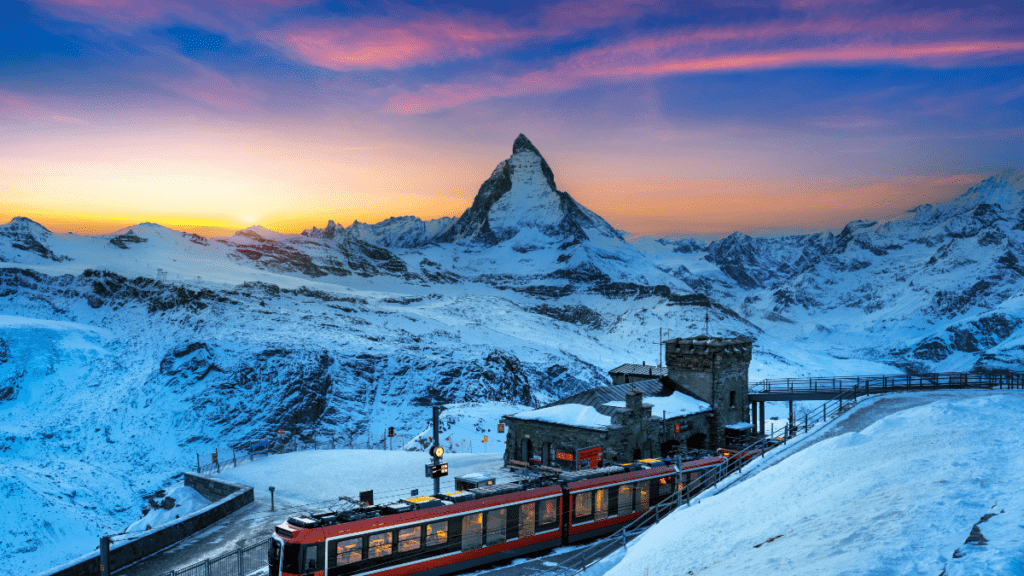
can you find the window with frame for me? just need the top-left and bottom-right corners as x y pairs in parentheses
(637, 481), (650, 511)
(658, 476), (673, 496)
(574, 491), (593, 519)
(486, 508), (506, 545)
(519, 502), (536, 538)
(302, 544), (320, 573)
(368, 531), (392, 559)
(425, 521), (448, 547)
(462, 513), (483, 551)
(594, 488), (609, 521)
(617, 484), (633, 516)
(538, 498), (558, 529)
(730, 390), (737, 408)
(334, 538), (362, 566)
(398, 526), (421, 553)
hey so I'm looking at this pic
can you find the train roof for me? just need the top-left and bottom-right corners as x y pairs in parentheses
(273, 457), (725, 545)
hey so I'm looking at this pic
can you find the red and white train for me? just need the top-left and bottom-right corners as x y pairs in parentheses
(268, 456), (724, 576)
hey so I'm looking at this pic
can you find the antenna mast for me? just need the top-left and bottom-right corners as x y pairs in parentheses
(704, 297), (710, 337)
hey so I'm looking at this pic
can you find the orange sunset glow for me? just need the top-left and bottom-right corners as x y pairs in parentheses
(1, 0), (1022, 238)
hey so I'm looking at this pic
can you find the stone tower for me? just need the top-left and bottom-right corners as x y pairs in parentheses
(664, 335), (754, 446)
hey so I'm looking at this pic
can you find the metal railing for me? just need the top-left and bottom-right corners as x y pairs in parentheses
(195, 433), (418, 475)
(750, 370), (1024, 396)
(149, 539), (269, 576)
(556, 387), (865, 574)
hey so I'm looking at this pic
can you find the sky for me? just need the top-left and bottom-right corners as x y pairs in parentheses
(1, 0), (1023, 239)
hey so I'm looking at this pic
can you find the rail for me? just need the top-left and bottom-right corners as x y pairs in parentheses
(194, 432), (418, 475)
(144, 539), (269, 576)
(750, 370), (1024, 396)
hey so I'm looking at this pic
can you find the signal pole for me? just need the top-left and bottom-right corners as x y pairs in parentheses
(432, 406), (441, 496)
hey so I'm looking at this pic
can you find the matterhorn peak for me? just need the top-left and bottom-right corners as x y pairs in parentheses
(512, 133), (541, 156)
(438, 134), (619, 247)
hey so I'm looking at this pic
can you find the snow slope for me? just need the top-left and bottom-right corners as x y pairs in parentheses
(603, 391), (1024, 576)
(1, 136), (1020, 573)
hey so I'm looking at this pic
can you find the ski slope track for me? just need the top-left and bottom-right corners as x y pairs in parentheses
(1, 137), (1022, 573)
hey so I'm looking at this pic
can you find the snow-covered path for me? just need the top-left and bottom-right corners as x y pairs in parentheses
(115, 450), (508, 576)
(602, 390), (1024, 576)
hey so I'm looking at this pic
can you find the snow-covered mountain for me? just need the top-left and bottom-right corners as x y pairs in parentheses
(0, 135), (1020, 572)
(638, 169), (1024, 374)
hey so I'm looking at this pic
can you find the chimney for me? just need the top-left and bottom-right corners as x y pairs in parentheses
(626, 390), (643, 413)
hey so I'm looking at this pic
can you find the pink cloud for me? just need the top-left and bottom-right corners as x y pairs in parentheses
(387, 37), (1024, 113)
(271, 15), (536, 71)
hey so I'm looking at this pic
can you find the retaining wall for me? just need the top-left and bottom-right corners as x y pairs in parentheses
(37, 475), (254, 576)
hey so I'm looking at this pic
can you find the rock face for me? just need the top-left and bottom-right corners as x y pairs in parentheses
(439, 134), (621, 247)
(0, 217), (66, 262)
(644, 168), (1024, 374)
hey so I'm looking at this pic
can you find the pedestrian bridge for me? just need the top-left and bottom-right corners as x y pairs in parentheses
(746, 370), (1023, 434)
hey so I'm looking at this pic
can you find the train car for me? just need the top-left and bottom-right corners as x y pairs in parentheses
(562, 457), (724, 543)
(269, 456), (725, 576)
(269, 483), (563, 576)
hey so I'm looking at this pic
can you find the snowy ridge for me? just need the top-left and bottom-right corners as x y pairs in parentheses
(602, 392), (1024, 576)
(1, 135), (1022, 573)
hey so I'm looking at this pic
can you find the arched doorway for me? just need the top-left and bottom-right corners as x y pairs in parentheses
(660, 439), (680, 457)
(686, 433), (706, 449)
(523, 438), (533, 462)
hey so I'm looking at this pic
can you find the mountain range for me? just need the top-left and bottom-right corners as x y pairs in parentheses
(1, 135), (1022, 572)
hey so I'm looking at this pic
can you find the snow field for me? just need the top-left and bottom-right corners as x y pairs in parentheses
(602, 392), (1024, 576)
(216, 449), (510, 508)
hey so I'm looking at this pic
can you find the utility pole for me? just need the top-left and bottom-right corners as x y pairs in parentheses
(99, 535), (110, 576)
(432, 406), (441, 496)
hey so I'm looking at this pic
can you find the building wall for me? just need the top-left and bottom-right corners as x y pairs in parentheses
(503, 395), (712, 469)
(664, 336), (754, 446)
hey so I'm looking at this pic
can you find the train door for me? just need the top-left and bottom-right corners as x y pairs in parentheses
(268, 536), (282, 576)
(560, 492), (571, 545)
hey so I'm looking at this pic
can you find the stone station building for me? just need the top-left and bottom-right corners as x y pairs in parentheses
(503, 334), (755, 470)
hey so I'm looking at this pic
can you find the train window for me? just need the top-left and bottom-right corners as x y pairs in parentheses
(301, 544), (323, 573)
(486, 508), (506, 545)
(638, 481), (650, 511)
(519, 502), (535, 538)
(659, 476), (673, 496)
(594, 489), (609, 521)
(538, 498), (558, 530)
(425, 521), (448, 547)
(462, 513), (483, 551)
(690, 472), (699, 483)
(281, 543), (301, 574)
(368, 532), (393, 559)
(398, 526), (421, 553)
(574, 492), (593, 519)
(617, 484), (633, 516)
(333, 538), (362, 566)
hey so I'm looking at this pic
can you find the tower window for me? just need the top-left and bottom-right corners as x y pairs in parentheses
(730, 391), (736, 409)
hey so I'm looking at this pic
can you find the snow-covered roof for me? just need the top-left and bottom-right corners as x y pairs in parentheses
(608, 363), (668, 377)
(512, 404), (613, 430)
(604, 391), (710, 419)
